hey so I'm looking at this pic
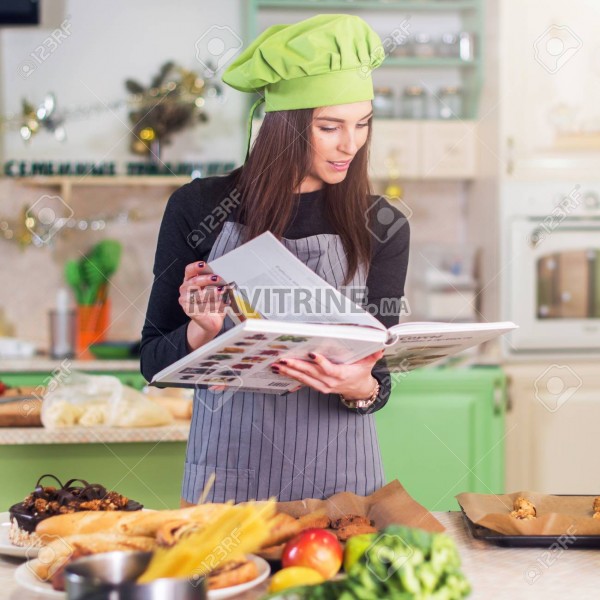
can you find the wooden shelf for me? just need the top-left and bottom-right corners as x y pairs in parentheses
(12, 175), (195, 187)
(10, 175), (198, 204)
(382, 57), (479, 68)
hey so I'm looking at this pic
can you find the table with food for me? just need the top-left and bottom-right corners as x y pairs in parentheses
(1, 474), (600, 599)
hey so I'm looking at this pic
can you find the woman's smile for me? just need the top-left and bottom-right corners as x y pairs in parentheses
(327, 159), (352, 172)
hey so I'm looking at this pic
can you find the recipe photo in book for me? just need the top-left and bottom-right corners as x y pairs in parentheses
(150, 233), (517, 394)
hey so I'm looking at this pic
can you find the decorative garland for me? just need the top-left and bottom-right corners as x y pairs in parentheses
(3, 61), (223, 157)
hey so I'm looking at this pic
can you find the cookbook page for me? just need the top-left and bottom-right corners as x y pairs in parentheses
(389, 321), (518, 334)
(151, 319), (385, 394)
(383, 322), (517, 372)
(209, 231), (384, 329)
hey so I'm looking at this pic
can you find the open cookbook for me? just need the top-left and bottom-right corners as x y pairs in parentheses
(150, 232), (517, 394)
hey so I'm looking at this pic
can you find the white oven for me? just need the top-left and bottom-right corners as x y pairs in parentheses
(501, 182), (600, 355)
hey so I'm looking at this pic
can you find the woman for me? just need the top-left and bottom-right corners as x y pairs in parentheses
(140, 14), (410, 505)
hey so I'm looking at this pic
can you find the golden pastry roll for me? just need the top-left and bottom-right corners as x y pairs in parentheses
(36, 505), (229, 540)
(33, 533), (155, 582)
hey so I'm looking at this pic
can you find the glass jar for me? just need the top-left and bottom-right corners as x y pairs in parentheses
(390, 35), (412, 57)
(438, 33), (459, 58)
(437, 86), (462, 119)
(413, 33), (435, 58)
(373, 87), (395, 118)
(402, 86), (427, 119)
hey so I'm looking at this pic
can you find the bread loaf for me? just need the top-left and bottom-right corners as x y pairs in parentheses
(152, 396), (193, 420)
(36, 504), (229, 540)
(0, 398), (42, 427)
(36, 510), (136, 540)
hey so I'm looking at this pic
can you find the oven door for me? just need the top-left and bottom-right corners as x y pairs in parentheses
(508, 218), (600, 352)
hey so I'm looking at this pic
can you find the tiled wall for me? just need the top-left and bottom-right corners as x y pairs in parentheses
(0, 178), (169, 349)
(0, 177), (466, 351)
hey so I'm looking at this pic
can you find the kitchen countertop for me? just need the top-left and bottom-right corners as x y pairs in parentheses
(0, 358), (141, 372)
(0, 422), (190, 445)
(1, 512), (599, 599)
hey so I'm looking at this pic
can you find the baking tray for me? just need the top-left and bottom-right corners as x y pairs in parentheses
(459, 506), (600, 548)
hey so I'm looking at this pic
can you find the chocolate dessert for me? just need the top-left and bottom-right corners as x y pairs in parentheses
(9, 474), (143, 547)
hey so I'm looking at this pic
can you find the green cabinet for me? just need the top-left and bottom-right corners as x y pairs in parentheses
(0, 369), (185, 510)
(376, 366), (506, 511)
(0, 441), (186, 510)
(0, 370), (147, 391)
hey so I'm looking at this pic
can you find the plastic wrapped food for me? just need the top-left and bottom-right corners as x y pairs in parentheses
(41, 372), (173, 428)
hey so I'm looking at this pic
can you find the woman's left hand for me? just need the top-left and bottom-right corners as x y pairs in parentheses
(273, 350), (384, 400)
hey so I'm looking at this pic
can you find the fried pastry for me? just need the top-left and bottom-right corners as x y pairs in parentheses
(155, 519), (201, 547)
(261, 513), (301, 548)
(331, 514), (373, 530)
(335, 523), (378, 541)
(510, 496), (536, 520)
(296, 510), (331, 530)
(206, 558), (259, 590)
(33, 533), (156, 585)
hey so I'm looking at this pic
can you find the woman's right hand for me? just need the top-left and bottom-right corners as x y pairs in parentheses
(179, 261), (229, 349)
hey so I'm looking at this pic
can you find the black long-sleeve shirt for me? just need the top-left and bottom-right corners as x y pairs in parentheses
(140, 171), (410, 412)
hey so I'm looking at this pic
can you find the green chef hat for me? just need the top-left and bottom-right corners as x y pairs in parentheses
(222, 14), (385, 112)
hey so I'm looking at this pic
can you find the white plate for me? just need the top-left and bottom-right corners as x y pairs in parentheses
(0, 512), (40, 559)
(14, 559), (64, 598)
(14, 554), (270, 599)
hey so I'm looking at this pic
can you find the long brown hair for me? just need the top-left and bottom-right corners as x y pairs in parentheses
(235, 108), (373, 285)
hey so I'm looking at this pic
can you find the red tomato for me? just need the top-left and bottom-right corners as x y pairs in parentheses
(281, 528), (343, 579)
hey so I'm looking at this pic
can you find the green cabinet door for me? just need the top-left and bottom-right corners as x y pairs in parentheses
(375, 366), (506, 512)
(0, 369), (185, 510)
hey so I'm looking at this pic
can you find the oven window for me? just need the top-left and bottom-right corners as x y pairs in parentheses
(537, 250), (600, 318)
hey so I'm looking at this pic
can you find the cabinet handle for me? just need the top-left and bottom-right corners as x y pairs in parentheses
(506, 137), (515, 175)
(384, 150), (401, 179)
(493, 379), (506, 415)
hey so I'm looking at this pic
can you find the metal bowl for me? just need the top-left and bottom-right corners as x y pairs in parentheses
(64, 551), (207, 600)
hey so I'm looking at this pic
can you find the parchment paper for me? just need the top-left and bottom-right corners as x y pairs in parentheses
(457, 491), (600, 536)
(259, 480), (444, 559)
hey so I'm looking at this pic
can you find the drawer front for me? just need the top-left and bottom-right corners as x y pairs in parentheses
(421, 121), (476, 179)
(370, 121), (420, 180)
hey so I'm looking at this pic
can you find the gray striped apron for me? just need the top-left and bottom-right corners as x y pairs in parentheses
(182, 220), (385, 503)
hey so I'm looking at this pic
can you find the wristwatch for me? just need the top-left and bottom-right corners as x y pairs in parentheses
(339, 378), (380, 410)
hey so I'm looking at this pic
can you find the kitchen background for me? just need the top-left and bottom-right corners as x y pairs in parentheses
(1, 0), (599, 510)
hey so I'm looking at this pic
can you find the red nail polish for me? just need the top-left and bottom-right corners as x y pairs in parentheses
(210, 275), (218, 281)
(198, 261), (205, 268)
(279, 360), (288, 365)
(217, 286), (224, 291)
(271, 365), (280, 372)
(308, 352), (316, 359)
